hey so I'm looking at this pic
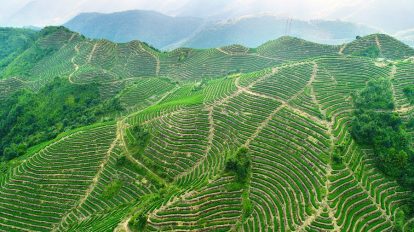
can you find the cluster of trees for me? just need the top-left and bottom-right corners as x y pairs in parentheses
(128, 125), (150, 157)
(177, 51), (189, 62)
(404, 85), (414, 104)
(126, 125), (176, 182)
(225, 147), (251, 184)
(351, 78), (414, 188)
(2, 45), (56, 78)
(1, 27), (72, 78)
(131, 213), (148, 231)
(404, 85), (414, 129)
(101, 180), (123, 199)
(352, 45), (381, 58)
(0, 77), (123, 161)
(225, 147), (253, 222)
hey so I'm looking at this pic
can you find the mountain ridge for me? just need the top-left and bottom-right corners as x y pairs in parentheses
(64, 10), (205, 49)
(1, 26), (413, 86)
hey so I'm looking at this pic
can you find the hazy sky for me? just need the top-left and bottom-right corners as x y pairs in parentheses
(0, 0), (413, 32)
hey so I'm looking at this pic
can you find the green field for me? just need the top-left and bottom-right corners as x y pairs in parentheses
(0, 26), (414, 232)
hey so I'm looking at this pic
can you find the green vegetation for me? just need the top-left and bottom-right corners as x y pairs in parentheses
(225, 147), (253, 222)
(0, 77), (122, 160)
(351, 78), (413, 186)
(101, 180), (123, 199)
(331, 150), (343, 166)
(242, 191), (253, 220)
(225, 147), (251, 184)
(403, 85), (414, 104)
(132, 213), (148, 231)
(0, 28), (38, 74)
(344, 34), (414, 59)
(352, 45), (380, 58)
(115, 154), (165, 189)
(353, 77), (394, 110)
(128, 185), (182, 231)
(1, 26), (71, 78)
(2, 43), (57, 77)
(127, 125), (150, 158)
(1, 26), (414, 232)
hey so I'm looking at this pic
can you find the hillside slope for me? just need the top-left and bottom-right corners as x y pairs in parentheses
(0, 26), (345, 100)
(342, 34), (414, 59)
(0, 27), (414, 232)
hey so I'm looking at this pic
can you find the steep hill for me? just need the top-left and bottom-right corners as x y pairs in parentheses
(256, 36), (340, 61)
(0, 26), (344, 96)
(0, 27), (414, 232)
(342, 34), (414, 59)
(64, 11), (378, 50)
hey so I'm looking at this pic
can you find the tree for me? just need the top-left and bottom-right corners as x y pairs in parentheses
(351, 77), (413, 184)
(403, 85), (414, 104)
(225, 147), (251, 183)
(0, 77), (122, 161)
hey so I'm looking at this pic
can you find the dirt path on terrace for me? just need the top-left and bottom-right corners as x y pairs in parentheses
(87, 42), (99, 63)
(138, 43), (160, 76)
(68, 44), (80, 84)
(375, 35), (382, 52)
(338, 44), (347, 55)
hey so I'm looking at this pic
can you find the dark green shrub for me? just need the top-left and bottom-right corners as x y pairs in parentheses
(225, 147), (251, 184)
(403, 85), (414, 104)
(350, 77), (413, 187)
(101, 180), (123, 199)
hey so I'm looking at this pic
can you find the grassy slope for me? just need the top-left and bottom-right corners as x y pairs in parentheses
(0, 27), (414, 231)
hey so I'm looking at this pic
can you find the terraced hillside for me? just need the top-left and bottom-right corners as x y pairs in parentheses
(0, 27), (414, 232)
(341, 34), (414, 59)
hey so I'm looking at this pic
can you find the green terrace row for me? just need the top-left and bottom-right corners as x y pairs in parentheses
(246, 107), (330, 231)
(393, 62), (414, 108)
(57, 145), (157, 231)
(305, 209), (336, 232)
(146, 175), (242, 231)
(0, 126), (116, 231)
(134, 105), (210, 179)
(119, 77), (176, 111)
(256, 36), (340, 61)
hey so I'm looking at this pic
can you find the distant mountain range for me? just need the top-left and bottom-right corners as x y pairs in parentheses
(64, 10), (204, 50)
(4, 0), (414, 33)
(64, 10), (379, 50)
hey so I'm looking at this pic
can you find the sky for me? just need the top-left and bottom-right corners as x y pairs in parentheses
(0, 0), (413, 33)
